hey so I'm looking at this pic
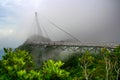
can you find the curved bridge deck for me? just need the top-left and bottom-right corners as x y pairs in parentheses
(27, 41), (118, 48)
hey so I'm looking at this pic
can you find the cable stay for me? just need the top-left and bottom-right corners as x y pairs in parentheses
(32, 12), (80, 42)
(41, 24), (50, 39)
(48, 20), (81, 42)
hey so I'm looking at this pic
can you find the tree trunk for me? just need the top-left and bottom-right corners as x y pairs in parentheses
(84, 65), (88, 80)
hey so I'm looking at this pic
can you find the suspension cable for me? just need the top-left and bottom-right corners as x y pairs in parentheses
(41, 24), (50, 40)
(48, 20), (81, 42)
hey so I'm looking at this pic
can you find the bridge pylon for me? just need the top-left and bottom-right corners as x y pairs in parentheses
(34, 12), (43, 36)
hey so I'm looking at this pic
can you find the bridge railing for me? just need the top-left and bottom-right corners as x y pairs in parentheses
(29, 41), (118, 48)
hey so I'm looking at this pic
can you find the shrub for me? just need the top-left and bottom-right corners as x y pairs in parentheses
(0, 48), (42, 80)
(42, 59), (69, 80)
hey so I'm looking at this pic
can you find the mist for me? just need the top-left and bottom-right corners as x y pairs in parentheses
(0, 0), (120, 49)
(25, 0), (120, 43)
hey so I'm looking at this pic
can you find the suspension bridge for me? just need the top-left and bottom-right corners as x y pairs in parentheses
(25, 12), (118, 49)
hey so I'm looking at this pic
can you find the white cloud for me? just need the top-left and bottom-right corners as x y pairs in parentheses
(0, 29), (14, 36)
(0, 26), (27, 49)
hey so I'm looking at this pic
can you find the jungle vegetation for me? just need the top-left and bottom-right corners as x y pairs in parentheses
(0, 46), (120, 80)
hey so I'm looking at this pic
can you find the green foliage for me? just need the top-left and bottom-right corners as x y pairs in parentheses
(0, 46), (120, 80)
(101, 47), (120, 80)
(42, 59), (69, 80)
(0, 48), (42, 80)
(78, 50), (95, 80)
(113, 46), (120, 80)
(2, 48), (34, 69)
(62, 53), (82, 77)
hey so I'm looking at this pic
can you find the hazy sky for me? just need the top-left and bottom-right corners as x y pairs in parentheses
(0, 0), (120, 48)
